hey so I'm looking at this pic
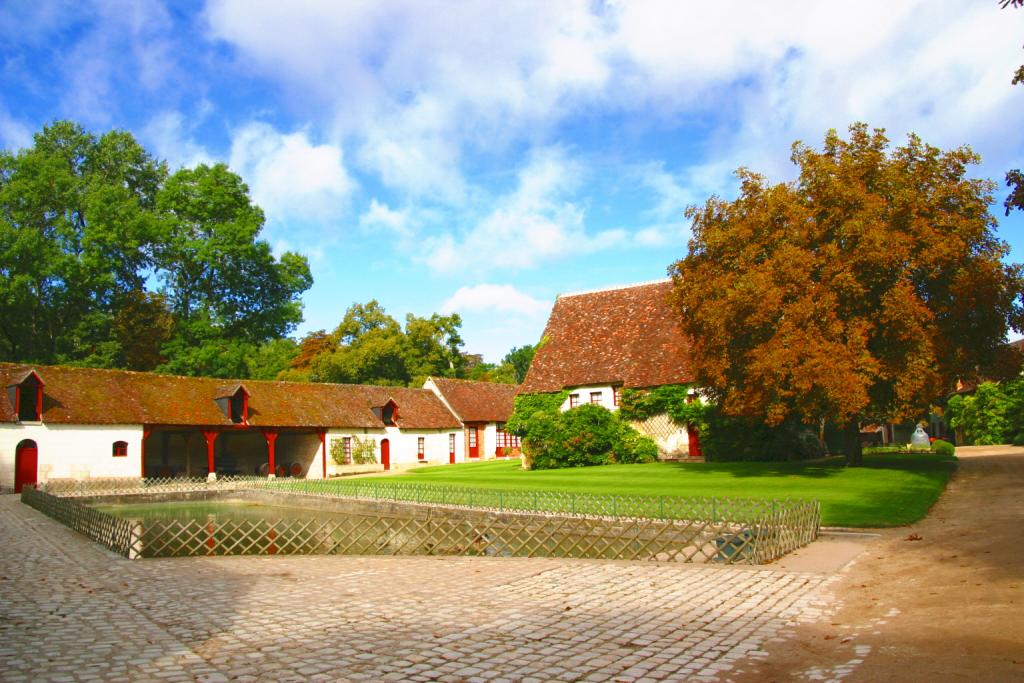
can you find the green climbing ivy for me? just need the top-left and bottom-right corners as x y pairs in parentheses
(618, 384), (708, 427)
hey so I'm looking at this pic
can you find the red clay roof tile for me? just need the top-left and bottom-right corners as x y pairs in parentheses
(428, 377), (518, 423)
(519, 280), (693, 393)
(0, 363), (461, 429)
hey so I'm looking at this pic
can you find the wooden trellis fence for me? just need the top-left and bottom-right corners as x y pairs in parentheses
(31, 478), (820, 564)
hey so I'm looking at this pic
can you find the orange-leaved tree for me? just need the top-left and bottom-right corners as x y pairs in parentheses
(670, 124), (1023, 465)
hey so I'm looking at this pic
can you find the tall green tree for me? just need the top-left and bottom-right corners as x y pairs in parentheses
(309, 300), (466, 386)
(671, 124), (1023, 465)
(153, 164), (312, 377)
(0, 121), (165, 365)
(501, 344), (536, 383)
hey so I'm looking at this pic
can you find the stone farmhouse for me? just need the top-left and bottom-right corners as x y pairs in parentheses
(520, 279), (702, 458)
(1, 363), (518, 492)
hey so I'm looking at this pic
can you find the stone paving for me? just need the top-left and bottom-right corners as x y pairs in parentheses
(0, 494), (837, 682)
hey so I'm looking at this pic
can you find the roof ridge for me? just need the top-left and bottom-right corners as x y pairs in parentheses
(558, 278), (671, 299)
(0, 361), (439, 394)
(431, 376), (519, 387)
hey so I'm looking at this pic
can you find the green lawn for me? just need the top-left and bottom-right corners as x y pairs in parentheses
(356, 453), (957, 528)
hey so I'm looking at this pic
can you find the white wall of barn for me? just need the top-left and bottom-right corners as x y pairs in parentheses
(325, 426), (464, 473)
(1, 420), (471, 488)
(0, 422), (143, 488)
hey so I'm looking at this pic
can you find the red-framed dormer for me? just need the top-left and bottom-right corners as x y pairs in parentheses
(7, 369), (44, 422)
(379, 398), (399, 426)
(214, 383), (250, 425)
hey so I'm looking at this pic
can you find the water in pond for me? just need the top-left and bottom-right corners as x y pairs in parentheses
(89, 499), (708, 561)
(93, 500), (349, 524)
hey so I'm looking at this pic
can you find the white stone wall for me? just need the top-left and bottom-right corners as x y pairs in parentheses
(325, 426), (463, 474)
(560, 385), (619, 412)
(0, 423), (144, 488)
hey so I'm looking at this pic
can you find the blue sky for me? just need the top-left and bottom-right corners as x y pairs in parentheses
(2, 1), (1023, 360)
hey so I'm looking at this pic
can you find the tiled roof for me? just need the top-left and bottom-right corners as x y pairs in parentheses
(519, 280), (693, 394)
(428, 377), (518, 423)
(0, 363), (460, 429)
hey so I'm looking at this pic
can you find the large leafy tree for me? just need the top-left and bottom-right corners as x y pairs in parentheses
(502, 344), (536, 384)
(153, 164), (312, 377)
(0, 121), (313, 378)
(0, 121), (165, 365)
(309, 300), (466, 386)
(671, 124), (1023, 465)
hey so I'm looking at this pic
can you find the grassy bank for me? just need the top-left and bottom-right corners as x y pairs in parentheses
(349, 453), (957, 527)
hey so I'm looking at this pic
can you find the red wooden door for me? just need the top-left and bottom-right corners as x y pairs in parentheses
(381, 438), (390, 471)
(468, 427), (479, 458)
(449, 433), (456, 464)
(687, 425), (702, 458)
(15, 440), (38, 493)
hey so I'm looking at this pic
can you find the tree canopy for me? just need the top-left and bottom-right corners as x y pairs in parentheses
(466, 344), (535, 384)
(302, 300), (466, 387)
(670, 123), (1023, 465)
(0, 120), (312, 377)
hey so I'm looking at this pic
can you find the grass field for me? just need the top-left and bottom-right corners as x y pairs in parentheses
(354, 453), (957, 528)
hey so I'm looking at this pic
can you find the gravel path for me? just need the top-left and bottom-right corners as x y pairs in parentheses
(729, 445), (1024, 682)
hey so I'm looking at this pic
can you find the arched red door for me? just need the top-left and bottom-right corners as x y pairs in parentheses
(15, 439), (38, 493)
(381, 438), (390, 471)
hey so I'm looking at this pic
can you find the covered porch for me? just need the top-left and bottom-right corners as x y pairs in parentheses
(141, 426), (327, 479)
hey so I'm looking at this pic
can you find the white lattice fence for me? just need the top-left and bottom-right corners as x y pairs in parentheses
(630, 413), (690, 456)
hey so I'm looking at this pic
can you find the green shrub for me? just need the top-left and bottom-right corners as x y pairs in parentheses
(513, 395), (661, 470)
(614, 426), (659, 464)
(930, 439), (956, 457)
(506, 391), (568, 434)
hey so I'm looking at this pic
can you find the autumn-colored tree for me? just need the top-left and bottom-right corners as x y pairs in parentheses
(670, 124), (1023, 465)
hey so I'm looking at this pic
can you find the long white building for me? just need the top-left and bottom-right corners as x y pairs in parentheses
(1, 363), (518, 492)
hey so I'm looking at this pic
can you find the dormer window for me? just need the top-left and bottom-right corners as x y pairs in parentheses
(7, 370), (44, 422)
(380, 399), (398, 426)
(214, 384), (249, 424)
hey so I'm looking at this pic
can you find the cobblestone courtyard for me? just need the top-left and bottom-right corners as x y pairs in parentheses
(0, 494), (836, 682)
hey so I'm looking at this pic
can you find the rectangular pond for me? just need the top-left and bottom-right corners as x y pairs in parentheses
(23, 486), (781, 563)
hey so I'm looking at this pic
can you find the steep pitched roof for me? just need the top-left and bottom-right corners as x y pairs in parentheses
(519, 280), (693, 394)
(0, 363), (460, 429)
(427, 377), (519, 423)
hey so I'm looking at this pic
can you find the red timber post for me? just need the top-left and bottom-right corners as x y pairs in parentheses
(318, 430), (327, 479)
(202, 430), (219, 481)
(262, 429), (279, 479)
(141, 428), (152, 478)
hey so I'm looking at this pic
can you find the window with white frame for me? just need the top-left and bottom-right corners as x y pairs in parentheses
(343, 436), (353, 463)
(495, 423), (521, 449)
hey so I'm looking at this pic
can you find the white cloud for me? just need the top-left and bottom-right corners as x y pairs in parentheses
(204, 0), (1024, 208)
(0, 106), (32, 151)
(421, 148), (626, 273)
(441, 284), (547, 317)
(228, 122), (355, 228)
(359, 199), (414, 240)
(142, 111), (213, 170)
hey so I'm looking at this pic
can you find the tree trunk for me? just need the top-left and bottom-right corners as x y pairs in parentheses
(843, 418), (863, 467)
